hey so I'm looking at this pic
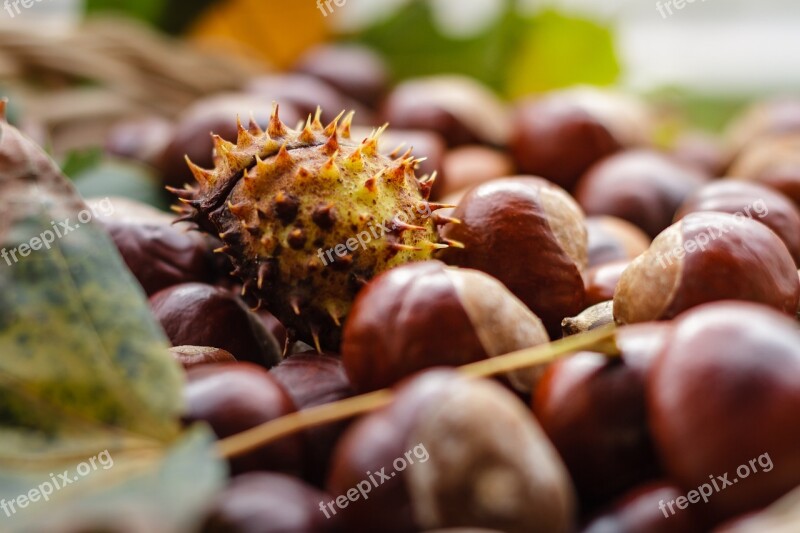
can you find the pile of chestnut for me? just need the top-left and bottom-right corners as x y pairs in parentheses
(100, 43), (800, 532)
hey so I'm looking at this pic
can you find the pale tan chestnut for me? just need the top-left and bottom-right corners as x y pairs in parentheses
(614, 211), (800, 324)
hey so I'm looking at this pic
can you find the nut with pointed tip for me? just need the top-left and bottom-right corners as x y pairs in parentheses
(613, 212), (800, 324)
(327, 370), (575, 533)
(341, 261), (550, 394)
(561, 300), (614, 337)
(170, 106), (455, 351)
(438, 177), (588, 338)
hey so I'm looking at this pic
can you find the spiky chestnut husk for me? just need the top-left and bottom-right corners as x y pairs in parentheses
(170, 105), (458, 351)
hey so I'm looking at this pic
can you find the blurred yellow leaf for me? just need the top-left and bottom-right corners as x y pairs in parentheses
(189, 0), (330, 68)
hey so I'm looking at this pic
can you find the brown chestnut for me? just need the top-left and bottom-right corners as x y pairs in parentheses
(150, 283), (282, 368)
(105, 115), (174, 168)
(245, 74), (368, 125)
(585, 260), (630, 307)
(581, 482), (702, 533)
(380, 75), (510, 147)
(341, 261), (549, 394)
(327, 370), (575, 532)
(170, 345), (236, 369)
(725, 98), (800, 156)
(158, 93), (301, 189)
(670, 131), (729, 178)
(294, 43), (389, 108)
(586, 216), (651, 268)
(103, 220), (216, 296)
(201, 472), (341, 533)
(439, 145), (516, 199)
(438, 177), (587, 337)
(675, 179), (800, 266)
(534, 323), (670, 507)
(648, 302), (800, 524)
(575, 150), (709, 238)
(510, 88), (652, 191)
(271, 352), (355, 485)
(184, 363), (303, 476)
(613, 212), (800, 324)
(729, 133), (800, 209)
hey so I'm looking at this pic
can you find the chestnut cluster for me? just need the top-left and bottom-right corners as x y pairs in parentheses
(99, 60), (800, 532)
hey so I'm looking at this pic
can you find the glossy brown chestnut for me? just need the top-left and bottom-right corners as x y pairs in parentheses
(271, 352), (355, 485)
(585, 260), (630, 307)
(585, 216), (651, 268)
(184, 363), (303, 476)
(575, 150), (709, 238)
(202, 472), (341, 533)
(534, 323), (670, 507)
(150, 283), (282, 368)
(294, 43), (389, 108)
(105, 116), (174, 168)
(158, 93), (301, 189)
(675, 179), (800, 266)
(581, 482), (702, 533)
(380, 75), (510, 147)
(510, 88), (651, 191)
(245, 73), (368, 124)
(614, 212), (800, 324)
(170, 345), (236, 369)
(438, 177), (587, 337)
(341, 261), (549, 394)
(670, 132), (728, 178)
(648, 302), (800, 525)
(327, 370), (575, 533)
(729, 133), (800, 209)
(103, 220), (216, 296)
(439, 145), (515, 199)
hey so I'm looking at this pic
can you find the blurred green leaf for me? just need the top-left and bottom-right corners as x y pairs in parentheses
(356, 0), (526, 94)
(356, 1), (619, 98)
(506, 9), (620, 98)
(70, 158), (171, 210)
(85, 0), (165, 23)
(0, 114), (223, 530)
(60, 148), (104, 180)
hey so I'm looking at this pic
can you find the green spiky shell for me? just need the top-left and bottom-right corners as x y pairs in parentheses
(171, 106), (458, 350)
